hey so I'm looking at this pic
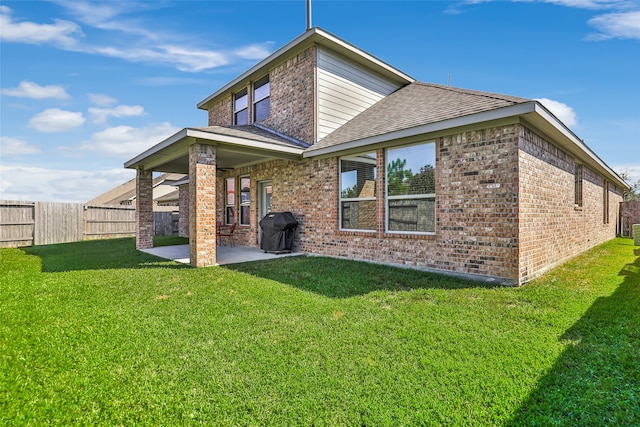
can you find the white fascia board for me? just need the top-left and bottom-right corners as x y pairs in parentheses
(197, 27), (414, 110)
(124, 127), (305, 170)
(304, 102), (537, 158)
(185, 129), (305, 155)
(124, 128), (190, 169)
(532, 102), (627, 188)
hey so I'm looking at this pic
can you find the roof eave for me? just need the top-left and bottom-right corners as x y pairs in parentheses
(303, 102), (537, 158)
(196, 27), (415, 111)
(303, 101), (629, 191)
(124, 127), (305, 171)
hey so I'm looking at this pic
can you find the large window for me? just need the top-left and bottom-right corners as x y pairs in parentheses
(234, 88), (248, 125)
(386, 142), (436, 233)
(340, 153), (377, 231)
(225, 177), (235, 224)
(253, 75), (270, 122)
(240, 176), (251, 226)
(574, 164), (583, 208)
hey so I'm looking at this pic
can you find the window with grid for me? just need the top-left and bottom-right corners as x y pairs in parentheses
(339, 153), (377, 231)
(240, 176), (251, 225)
(225, 177), (235, 224)
(253, 75), (270, 122)
(386, 141), (436, 233)
(234, 88), (248, 125)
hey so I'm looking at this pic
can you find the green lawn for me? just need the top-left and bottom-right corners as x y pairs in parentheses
(1, 237), (638, 426)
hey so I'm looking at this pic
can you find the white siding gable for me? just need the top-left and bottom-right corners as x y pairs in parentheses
(317, 47), (402, 141)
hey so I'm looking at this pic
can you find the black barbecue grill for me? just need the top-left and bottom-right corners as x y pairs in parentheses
(259, 211), (298, 253)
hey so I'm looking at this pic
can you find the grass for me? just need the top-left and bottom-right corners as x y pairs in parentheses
(1, 237), (638, 426)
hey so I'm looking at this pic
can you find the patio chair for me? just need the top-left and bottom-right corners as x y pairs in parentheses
(217, 222), (237, 247)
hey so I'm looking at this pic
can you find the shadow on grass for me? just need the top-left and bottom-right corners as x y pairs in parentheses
(507, 253), (640, 425)
(224, 255), (501, 297)
(23, 237), (190, 273)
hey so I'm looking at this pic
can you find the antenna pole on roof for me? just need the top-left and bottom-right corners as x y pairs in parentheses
(306, 0), (312, 30)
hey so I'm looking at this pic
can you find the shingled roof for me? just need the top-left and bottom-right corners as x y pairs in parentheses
(305, 82), (530, 155)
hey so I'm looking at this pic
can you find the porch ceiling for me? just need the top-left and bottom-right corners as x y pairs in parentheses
(124, 126), (306, 174)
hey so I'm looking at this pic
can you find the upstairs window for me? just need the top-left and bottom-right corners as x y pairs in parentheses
(253, 75), (270, 122)
(574, 164), (583, 208)
(386, 141), (436, 233)
(340, 153), (377, 231)
(234, 88), (248, 125)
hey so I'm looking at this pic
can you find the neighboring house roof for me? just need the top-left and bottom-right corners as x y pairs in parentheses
(88, 173), (186, 205)
(306, 82), (530, 155)
(197, 27), (414, 110)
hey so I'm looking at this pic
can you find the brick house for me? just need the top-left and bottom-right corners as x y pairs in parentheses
(125, 27), (628, 286)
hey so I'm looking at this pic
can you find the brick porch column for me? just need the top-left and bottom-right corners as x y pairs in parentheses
(136, 168), (154, 249)
(178, 183), (189, 238)
(189, 143), (216, 266)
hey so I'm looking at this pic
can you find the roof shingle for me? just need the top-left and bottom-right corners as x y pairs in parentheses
(306, 82), (530, 153)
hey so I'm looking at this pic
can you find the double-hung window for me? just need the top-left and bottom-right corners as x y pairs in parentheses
(253, 75), (270, 122)
(339, 153), (377, 231)
(234, 88), (248, 125)
(386, 142), (436, 233)
(225, 177), (235, 224)
(240, 176), (251, 226)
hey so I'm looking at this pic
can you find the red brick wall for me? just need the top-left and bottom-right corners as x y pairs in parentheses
(206, 47), (316, 144)
(518, 125), (622, 283)
(209, 123), (620, 285)
(258, 47), (316, 144)
(208, 96), (233, 126)
(217, 124), (522, 283)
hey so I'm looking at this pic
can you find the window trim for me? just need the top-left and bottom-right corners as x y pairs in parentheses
(385, 140), (437, 235)
(603, 180), (609, 224)
(339, 153), (377, 232)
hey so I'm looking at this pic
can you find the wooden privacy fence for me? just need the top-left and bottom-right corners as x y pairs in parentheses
(620, 201), (640, 238)
(0, 201), (178, 248)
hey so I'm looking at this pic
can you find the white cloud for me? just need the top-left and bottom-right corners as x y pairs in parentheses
(1, 81), (70, 100)
(29, 108), (86, 132)
(88, 105), (145, 124)
(0, 136), (41, 156)
(0, 164), (135, 203)
(88, 93), (117, 106)
(535, 98), (578, 127)
(78, 122), (180, 157)
(588, 11), (640, 40)
(0, 6), (82, 48)
(0, 3), (271, 73)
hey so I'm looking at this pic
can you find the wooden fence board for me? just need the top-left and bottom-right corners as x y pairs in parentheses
(0, 201), (177, 247)
(0, 201), (35, 248)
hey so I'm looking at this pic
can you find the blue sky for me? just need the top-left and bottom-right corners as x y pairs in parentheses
(1, 0), (639, 202)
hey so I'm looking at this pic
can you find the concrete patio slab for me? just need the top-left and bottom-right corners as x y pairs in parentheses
(140, 244), (302, 265)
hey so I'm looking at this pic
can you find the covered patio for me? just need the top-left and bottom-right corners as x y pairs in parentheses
(140, 244), (303, 265)
(125, 125), (307, 267)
